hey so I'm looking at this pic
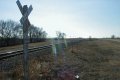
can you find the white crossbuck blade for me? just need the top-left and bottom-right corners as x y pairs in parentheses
(16, 0), (23, 14)
(20, 5), (33, 24)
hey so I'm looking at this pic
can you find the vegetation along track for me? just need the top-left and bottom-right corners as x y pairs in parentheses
(0, 40), (80, 80)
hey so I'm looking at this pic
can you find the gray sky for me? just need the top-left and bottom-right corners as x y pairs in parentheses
(0, 0), (120, 38)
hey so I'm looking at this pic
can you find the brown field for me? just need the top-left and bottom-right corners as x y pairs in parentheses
(1, 39), (120, 80)
(65, 39), (120, 80)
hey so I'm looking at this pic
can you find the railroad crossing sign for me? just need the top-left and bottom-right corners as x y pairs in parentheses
(16, 0), (33, 80)
(16, 0), (33, 26)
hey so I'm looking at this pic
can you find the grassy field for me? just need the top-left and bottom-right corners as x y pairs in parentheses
(1, 39), (120, 80)
(65, 39), (120, 80)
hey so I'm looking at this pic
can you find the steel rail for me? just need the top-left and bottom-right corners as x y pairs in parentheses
(0, 44), (52, 60)
(0, 40), (81, 60)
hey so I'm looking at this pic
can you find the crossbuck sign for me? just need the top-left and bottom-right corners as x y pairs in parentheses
(16, 0), (33, 80)
(16, 0), (33, 25)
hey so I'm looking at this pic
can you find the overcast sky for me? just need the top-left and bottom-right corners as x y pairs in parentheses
(0, 0), (120, 38)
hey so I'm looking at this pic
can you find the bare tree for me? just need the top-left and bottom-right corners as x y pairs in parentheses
(56, 31), (66, 39)
(111, 35), (115, 39)
(0, 20), (6, 38)
(29, 25), (47, 42)
(0, 20), (47, 47)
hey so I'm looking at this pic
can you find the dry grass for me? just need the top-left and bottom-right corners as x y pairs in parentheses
(1, 39), (120, 80)
(65, 39), (120, 80)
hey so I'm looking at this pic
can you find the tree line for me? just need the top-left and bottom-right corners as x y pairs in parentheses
(0, 20), (47, 47)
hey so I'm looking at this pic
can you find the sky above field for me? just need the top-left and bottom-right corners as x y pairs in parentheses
(0, 0), (120, 38)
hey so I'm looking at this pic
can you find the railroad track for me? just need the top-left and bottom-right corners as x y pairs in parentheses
(0, 44), (52, 60)
(0, 40), (81, 60)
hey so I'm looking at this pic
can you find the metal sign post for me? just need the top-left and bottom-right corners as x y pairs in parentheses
(51, 39), (58, 65)
(16, 0), (33, 80)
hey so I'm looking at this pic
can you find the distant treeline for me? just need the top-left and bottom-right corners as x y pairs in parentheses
(0, 20), (47, 47)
